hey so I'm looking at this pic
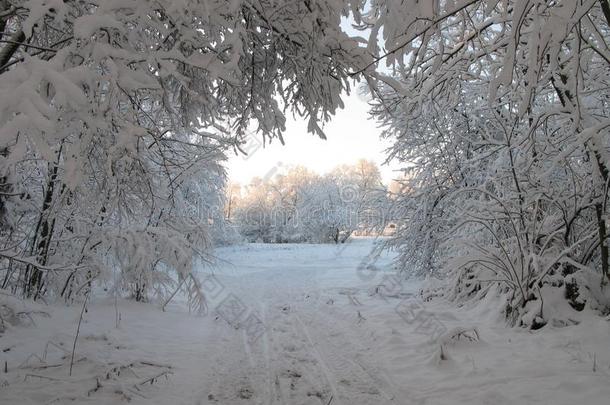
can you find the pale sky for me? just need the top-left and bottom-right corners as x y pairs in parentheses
(226, 90), (401, 185)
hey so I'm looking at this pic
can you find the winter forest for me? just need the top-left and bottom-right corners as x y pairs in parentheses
(1, 1), (609, 404)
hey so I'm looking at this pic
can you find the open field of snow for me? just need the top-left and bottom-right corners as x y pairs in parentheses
(2, 238), (609, 404)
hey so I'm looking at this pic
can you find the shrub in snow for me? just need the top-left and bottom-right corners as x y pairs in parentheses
(365, 0), (610, 328)
(0, 290), (49, 333)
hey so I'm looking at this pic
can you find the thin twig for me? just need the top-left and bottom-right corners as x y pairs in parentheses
(134, 370), (172, 387)
(0, 39), (59, 53)
(24, 373), (61, 381)
(69, 293), (88, 376)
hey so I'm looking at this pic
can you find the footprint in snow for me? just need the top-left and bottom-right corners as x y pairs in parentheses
(237, 386), (254, 399)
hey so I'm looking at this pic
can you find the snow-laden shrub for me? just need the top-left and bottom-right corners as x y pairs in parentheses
(369, 1), (610, 328)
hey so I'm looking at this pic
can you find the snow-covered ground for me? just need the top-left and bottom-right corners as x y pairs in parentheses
(2, 238), (609, 404)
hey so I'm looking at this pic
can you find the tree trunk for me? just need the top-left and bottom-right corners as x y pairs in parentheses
(552, 63), (609, 285)
(600, 0), (610, 29)
(0, 29), (24, 72)
(26, 148), (63, 298)
(596, 203), (609, 284)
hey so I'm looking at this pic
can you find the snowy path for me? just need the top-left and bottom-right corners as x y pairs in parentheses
(2, 239), (609, 404)
(193, 240), (402, 405)
(169, 239), (610, 405)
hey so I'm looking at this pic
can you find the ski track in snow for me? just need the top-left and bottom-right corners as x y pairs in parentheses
(182, 239), (610, 405)
(176, 239), (406, 405)
(2, 238), (610, 405)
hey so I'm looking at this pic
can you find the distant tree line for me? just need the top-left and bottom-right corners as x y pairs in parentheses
(229, 160), (390, 243)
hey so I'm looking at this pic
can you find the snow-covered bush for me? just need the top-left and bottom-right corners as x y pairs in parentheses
(365, 0), (610, 328)
(0, 0), (369, 303)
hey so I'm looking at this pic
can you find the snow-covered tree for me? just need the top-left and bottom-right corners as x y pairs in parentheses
(0, 0), (369, 303)
(233, 161), (389, 243)
(363, 0), (610, 327)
